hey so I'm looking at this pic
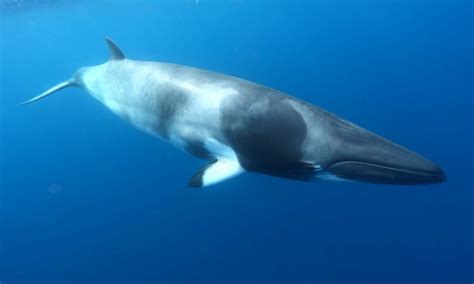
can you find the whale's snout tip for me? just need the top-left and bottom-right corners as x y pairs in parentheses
(424, 164), (447, 183)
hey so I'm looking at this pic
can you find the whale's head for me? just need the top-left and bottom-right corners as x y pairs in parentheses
(311, 113), (446, 185)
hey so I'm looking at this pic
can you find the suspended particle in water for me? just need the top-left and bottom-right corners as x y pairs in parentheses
(48, 184), (62, 194)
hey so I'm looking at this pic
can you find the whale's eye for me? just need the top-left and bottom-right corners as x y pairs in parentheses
(301, 161), (323, 172)
(313, 164), (323, 171)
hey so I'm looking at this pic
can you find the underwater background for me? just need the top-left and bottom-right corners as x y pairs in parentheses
(0, 0), (472, 283)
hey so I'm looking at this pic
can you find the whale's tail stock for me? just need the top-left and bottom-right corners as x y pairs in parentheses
(20, 79), (78, 105)
(21, 37), (123, 106)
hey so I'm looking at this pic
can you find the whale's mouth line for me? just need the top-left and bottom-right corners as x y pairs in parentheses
(329, 160), (444, 176)
(326, 160), (447, 184)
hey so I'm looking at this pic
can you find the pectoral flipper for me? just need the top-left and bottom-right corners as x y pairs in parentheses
(188, 158), (244, 188)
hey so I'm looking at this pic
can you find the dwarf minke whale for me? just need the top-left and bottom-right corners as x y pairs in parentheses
(22, 38), (446, 187)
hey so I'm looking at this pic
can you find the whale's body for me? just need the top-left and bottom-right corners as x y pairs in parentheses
(24, 38), (446, 187)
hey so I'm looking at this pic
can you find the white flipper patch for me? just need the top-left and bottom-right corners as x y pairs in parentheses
(188, 138), (244, 187)
(189, 158), (244, 188)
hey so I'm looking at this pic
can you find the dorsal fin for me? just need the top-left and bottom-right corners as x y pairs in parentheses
(105, 37), (125, 60)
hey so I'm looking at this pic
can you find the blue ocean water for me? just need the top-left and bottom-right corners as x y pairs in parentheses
(0, 0), (472, 283)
